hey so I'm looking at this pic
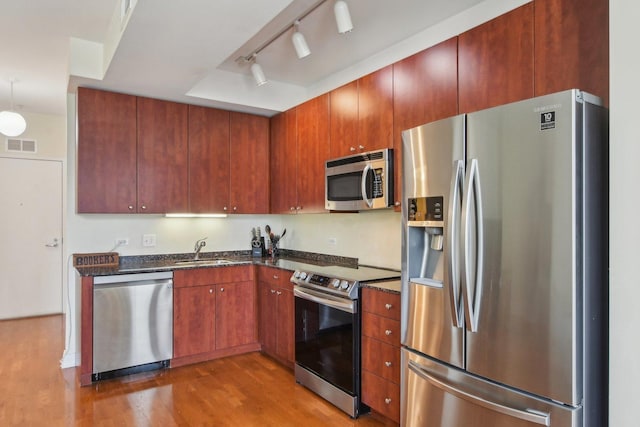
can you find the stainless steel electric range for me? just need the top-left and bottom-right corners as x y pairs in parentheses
(290, 264), (400, 418)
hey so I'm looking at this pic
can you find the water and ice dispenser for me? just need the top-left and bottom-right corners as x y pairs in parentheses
(406, 196), (445, 288)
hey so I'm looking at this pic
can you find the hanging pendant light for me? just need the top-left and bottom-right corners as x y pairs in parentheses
(334, 0), (353, 34)
(0, 80), (27, 137)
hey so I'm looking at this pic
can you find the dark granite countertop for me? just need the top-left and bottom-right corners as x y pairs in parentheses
(75, 249), (400, 293)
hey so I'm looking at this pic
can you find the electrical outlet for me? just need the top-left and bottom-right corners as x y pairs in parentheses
(328, 237), (337, 246)
(142, 234), (156, 247)
(115, 238), (129, 246)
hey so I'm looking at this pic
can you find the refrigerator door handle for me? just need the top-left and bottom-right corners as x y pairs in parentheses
(361, 164), (374, 208)
(408, 360), (551, 426)
(446, 159), (464, 328)
(461, 158), (484, 332)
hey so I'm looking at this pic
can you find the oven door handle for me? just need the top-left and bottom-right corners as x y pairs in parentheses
(294, 287), (356, 314)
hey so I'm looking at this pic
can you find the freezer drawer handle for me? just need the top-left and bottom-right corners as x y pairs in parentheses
(446, 159), (465, 328)
(461, 158), (484, 332)
(408, 361), (550, 426)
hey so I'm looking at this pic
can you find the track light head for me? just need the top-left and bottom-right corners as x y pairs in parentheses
(292, 21), (311, 59)
(250, 60), (267, 86)
(334, 0), (353, 34)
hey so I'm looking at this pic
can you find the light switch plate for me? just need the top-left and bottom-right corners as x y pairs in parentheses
(142, 234), (156, 247)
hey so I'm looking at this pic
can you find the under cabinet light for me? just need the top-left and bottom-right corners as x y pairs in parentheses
(165, 213), (228, 218)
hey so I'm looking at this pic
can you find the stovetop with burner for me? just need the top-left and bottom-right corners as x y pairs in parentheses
(290, 264), (400, 300)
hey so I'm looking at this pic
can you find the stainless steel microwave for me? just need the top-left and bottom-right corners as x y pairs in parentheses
(325, 148), (394, 211)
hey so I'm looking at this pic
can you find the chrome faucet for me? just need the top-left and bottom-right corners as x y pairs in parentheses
(193, 237), (207, 260)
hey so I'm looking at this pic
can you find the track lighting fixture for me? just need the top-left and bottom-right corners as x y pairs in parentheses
(0, 80), (27, 137)
(334, 0), (353, 34)
(250, 56), (267, 86)
(292, 21), (311, 59)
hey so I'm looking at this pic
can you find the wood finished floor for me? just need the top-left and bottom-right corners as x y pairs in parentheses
(0, 315), (395, 426)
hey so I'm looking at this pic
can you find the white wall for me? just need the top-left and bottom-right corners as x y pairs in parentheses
(609, 1), (638, 426)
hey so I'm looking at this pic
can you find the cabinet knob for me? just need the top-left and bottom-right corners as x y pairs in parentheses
(385, 329), (392, 336)
(220, 287), (224, 292)
(233, 206), (237, 212)
(273, 275), (279, 279)
(223, 206), (228, 211)
(358, 145), (365, 150)
(290, 207), (295, 211)
(276, 291), (282, 296)
(385, 303), (393, 310)
(350, 146), (356, 152)
(385, 398), (392, 405)
(394, 201), (401, 207)
(385, 361), (392, 367)
(270, 289), (276, 294)
(128, 205), (134, 211)
(296, 206), (301, 211)
(140, 205), (147, 210)
(209, 288), (213, 294)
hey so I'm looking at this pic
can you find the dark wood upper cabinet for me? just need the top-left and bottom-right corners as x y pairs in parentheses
(229, 112), (270, 214)
(458, 3), (535, 113)
(358, 65), (394, 153)
(534, 0), (609, 106)
(137, 97), (189, 213)
(296, 94), (330, 213)
(188, 105), (230, 213)
(77, 88), (137, 213)
(270, 108), (298, 214)
(393, 37), (459, 209)
(329, 80), (358, 158)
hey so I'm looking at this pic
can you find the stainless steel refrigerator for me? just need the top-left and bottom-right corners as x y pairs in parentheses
(400, 90), (608, 427)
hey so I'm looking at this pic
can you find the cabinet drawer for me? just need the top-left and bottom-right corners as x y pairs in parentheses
(362, 335), (400, 384)
(174, 265), (253, 287)
(362, 312), (401, 346)
(362, 287), (400, 320)
(258, 266), (293, 289)
(362, 370), (400, 423)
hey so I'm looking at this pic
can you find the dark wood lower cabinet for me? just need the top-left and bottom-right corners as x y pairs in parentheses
(172, 266), (260, 368)
(258, 267), (294, 368)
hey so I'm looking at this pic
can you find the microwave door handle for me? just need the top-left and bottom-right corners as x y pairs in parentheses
(361, 164), (373, 208)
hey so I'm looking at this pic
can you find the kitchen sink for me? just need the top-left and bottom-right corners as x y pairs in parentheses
(173, 259), (237, 266)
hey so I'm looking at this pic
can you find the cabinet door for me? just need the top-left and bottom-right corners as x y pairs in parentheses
(259, 281), (277, 355)
(173, 286), (215, 358)
(275, 287), (294, 364)
(188, 105), (230, 213)
(137, 97), (189, 213)
(229, 112), (269, 214)
(77, 88), (137, 213)
(393, 37), (459, 210)
(296, 94), (330, 213)
(534, 0), (608, 106)
(329, 80), (358, 158)
(358, 65), (394, 152)
(270, 109), (298, 214)
(216, 281), (257, 349)
(458, 3), (534, 113)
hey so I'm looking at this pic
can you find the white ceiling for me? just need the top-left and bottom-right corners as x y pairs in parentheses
(0, 0), (496, 117)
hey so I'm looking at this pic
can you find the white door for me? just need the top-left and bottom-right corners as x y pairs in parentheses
(0, 157), (63, 319)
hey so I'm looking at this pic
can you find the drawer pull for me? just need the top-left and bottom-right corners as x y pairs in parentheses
(385, 303), (393, 310)
(385, 361), (392, 367)
(385, 329), (392, 336)
(385, 398), (392, 405)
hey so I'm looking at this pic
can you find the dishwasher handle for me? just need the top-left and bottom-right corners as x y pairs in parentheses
(93, 278), (173, 290)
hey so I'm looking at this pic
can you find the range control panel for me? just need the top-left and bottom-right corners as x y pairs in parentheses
(291, 270), (357, 300)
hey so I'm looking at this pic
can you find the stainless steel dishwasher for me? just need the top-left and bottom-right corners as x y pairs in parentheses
(93, 271), (173, 380)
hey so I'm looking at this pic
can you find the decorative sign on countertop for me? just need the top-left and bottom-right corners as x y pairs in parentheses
(73, 252), (119, 268)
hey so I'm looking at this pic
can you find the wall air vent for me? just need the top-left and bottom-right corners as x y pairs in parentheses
(6, 138), (37, 153)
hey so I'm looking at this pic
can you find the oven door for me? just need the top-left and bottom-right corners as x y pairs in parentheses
(294, 286), (358, 395)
